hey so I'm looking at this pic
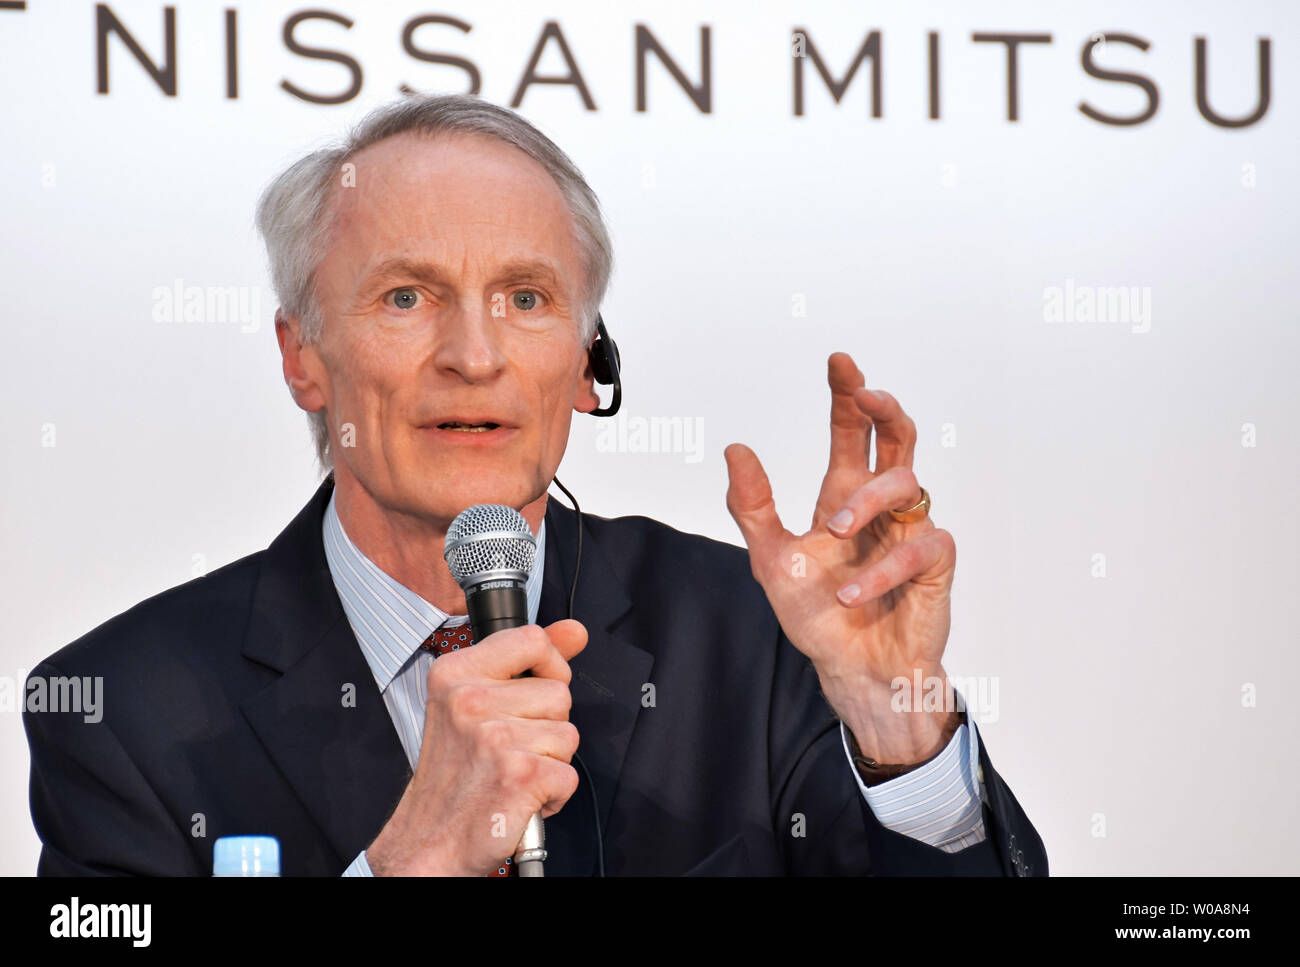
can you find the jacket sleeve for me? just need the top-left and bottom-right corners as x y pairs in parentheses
(768, 628), (1048, 876)
(23, 660), (200, 876)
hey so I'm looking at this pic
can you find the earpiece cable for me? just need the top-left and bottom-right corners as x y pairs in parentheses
(549, 473), (605, 877)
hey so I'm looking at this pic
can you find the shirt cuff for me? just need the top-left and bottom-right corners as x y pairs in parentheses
(840, 690), (988, 853)
(342, 850), (374, 876)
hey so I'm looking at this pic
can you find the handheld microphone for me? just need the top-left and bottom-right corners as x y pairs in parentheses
(443, 503), (547, 877)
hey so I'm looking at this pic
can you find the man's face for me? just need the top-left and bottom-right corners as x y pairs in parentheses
(297, 131), (598, 527)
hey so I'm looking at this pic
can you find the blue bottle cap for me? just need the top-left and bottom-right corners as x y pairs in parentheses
(213, 835), (281, 876)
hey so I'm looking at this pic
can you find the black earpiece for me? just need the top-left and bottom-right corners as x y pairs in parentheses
(587, 313), (621, 417)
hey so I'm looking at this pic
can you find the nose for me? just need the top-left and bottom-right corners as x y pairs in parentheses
(432, 300), (508, 383)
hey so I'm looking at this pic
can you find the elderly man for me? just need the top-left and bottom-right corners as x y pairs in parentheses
(24, 93), (1046, 876)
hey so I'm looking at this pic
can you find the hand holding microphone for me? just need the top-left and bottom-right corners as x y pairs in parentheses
(363, 505), (584, 876)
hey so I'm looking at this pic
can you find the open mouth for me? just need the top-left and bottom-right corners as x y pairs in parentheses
(437, 421), (501, 433)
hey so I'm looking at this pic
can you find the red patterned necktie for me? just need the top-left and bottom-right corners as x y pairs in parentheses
(420, 622), (515, 878)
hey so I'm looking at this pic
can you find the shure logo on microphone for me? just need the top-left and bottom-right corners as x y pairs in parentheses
(49, 897), (151, 947)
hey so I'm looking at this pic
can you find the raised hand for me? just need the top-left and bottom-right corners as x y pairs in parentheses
(724, 353), (959, 764)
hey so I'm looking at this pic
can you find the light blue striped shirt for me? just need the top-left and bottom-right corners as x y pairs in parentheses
(325, 493), (985, 876)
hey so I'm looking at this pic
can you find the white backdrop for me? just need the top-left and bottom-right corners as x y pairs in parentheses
(1, 0), (1296, 875)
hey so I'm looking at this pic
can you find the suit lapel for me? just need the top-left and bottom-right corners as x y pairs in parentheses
(536, 496), (652, 876)
(239, 476), (413, 870)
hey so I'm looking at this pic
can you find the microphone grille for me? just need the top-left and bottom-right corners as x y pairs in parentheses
(444, 504), (537, 587)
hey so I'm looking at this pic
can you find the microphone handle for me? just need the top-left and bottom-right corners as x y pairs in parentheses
(465, 580), (546, 877)
(466, 580), (528, 640)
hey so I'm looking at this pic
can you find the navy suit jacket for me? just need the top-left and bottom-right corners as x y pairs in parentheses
(24, 475), (1048, 876)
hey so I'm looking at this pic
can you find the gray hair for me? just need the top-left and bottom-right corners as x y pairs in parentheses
(254, 93), (614, 473)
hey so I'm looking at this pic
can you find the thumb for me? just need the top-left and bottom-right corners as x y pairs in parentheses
(724, 443), (784, 562)
(544, 618), (588, 662)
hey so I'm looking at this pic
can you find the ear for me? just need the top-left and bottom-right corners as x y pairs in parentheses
(572, 340), (601, 415)
(275, 309), (328, 414)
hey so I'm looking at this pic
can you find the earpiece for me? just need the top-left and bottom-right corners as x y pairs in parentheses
(587, 313), (621, 417)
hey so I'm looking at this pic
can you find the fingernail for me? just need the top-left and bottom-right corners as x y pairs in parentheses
(870, 389), (885, 402)
(837, 583), (861, 605)
(828, 509), (853, 534)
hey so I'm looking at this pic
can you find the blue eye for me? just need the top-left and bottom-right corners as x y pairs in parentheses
(391, 287), (420, 309)
(512, 290), (538, 311)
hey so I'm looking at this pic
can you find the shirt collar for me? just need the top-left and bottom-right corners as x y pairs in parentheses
(321, 488), (546, 693)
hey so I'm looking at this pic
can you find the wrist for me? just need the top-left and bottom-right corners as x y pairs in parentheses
(820, 664), (963, 762)
(366, 811), (463, 877)
(845, 709), (964, 786)
(366, 825), (397, 877)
